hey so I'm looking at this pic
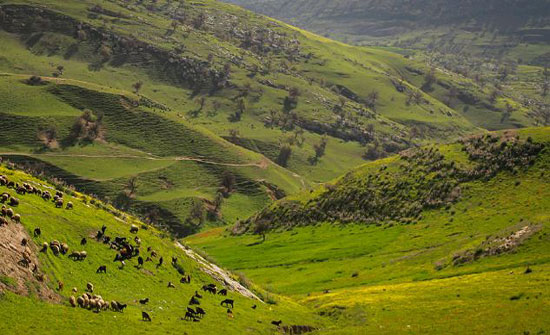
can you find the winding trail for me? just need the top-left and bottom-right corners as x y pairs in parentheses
(175, 242), (263, 302)
(0, 152), (266, 168)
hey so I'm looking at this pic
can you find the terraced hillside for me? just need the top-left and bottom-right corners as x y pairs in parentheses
(0, 163), (326, 334)
(0, 74), (304, 235)
(186, 127), (550, 334)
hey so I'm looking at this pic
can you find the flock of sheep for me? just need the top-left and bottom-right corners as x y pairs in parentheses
(1, 170), (302, 332)
(0, 172), (258, 327)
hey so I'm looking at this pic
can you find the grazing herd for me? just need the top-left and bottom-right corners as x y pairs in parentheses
(1, 174), (75, 229)
(1, 172), (291, 330)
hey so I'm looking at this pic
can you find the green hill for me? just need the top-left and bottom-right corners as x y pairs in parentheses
(186, 127), (550, 334)
(223, 0), (550, 133)
(0, 162), (326, 334)
(1, 0), (546, 234)
(0, 74), (304, 235)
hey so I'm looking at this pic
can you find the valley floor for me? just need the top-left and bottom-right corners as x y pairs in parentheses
(185, 129), (550, 334)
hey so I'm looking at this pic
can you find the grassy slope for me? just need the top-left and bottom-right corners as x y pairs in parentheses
(0, 73), (305, 233)
(0, 0), (488, 176)
(0, 164), (326, 334)
(223, 0), (550, 64)
(225, 0), (550, 132)
(185, 127), (550, 334)
(2, 0), (528, 233)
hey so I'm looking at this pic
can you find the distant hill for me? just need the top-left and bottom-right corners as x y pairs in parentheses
(224, 0), (550, 64)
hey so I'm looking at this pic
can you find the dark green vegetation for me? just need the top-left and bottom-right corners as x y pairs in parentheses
(187, 127), (550, 334)
(0, 164), (325, 334)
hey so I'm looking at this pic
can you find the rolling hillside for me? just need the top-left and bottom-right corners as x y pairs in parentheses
(0, 73), (304, 235)
(186, 127), (550, 334)
(1, 1), (550, 334)
(223, 0), (550, 64)
(0, 162), (326, 334)
(0, 0), (546, 234)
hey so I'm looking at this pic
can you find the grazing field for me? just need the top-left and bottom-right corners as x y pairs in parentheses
(186, 128), (550, 333)
(0, 0), (549, 333)
(0, 164), (326, 334)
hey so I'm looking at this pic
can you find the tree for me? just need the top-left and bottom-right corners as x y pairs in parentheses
(208, 192), (224, 221)
(293, 128), (305, 147)
(132, 81), (143, 94)
(309, 135), (328, 165)
(125, 177), (139, 198)
(99, 45), (112, 61)
(192, 12), (207, 29)
(188, 200), (205, 226)
(68, 109), (104, 144)
(37, 124), (59, 149)
(501, 103), (514, 124)
(228, 129), (240, 142)
(26, 76), (43, 86)
(214, 192), (224, 211)
(253, 220), (270, 242)
(195, 96), (206, 111)
(221, 170), (236, 195)
(363, 142), (385, 160)
(406, 90), (423, 106)
(283, 87), (300, 112)
(489, 89), (500, 104)
(445, 87), (458, 107)
(276, 144), (292, 167)
(421, 67), (437, 92)
(53, 65), (65, 78)
(166, 19), (179, 35)
(537, 104), (550, 125)
(365, 90), (379, 110)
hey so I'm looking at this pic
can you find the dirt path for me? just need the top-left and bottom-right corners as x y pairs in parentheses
(0, 152), (266, 168)
(175, 242), (263, 302)
(0, 151), (311, 188)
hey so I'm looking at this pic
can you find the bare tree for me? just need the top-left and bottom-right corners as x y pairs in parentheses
(125, 177), (139, 198)
(365, 90), (379, 110)
(132, 81), (143, 94)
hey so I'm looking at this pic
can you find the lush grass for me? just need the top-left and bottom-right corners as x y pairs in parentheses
(0, 0), (491, 177)
(186, 128), (550, 333)
(1, 0), (542, 234)
(0, 165), (326, 334)
(303, 265), (550, 335)
(0, 74), (305, 232)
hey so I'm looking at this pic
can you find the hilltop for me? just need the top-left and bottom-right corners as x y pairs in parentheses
(186, 127), (550, 334)
(0, 162), (325, 334)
